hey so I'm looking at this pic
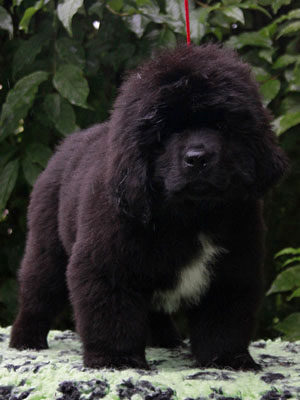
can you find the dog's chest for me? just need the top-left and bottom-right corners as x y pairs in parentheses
(152, 233), (224, 313)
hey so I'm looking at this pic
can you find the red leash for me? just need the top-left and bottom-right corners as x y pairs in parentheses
(184, 0), (191, 45)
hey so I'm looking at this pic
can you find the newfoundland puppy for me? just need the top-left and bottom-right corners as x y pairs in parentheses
(10, 44), (288, 371)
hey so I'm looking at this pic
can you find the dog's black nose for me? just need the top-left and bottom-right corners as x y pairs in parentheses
(184, 149), (211, 170)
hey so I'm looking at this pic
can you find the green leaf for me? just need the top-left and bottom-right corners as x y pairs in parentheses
(252, 66), (271, 83)
(138, 0), (164, 24)
(125, 13), (150, 38)
(227, 31), (272, 50)
(239, 3), (271, 18)
(43, 93), (77, 135)
(260, 22), (278, 38)
(13, 34), (49, 76)
(258, 49), (274, 64)
(19, 0), (49, 33)
(222, 6), (245, 24)
(272, 8), (300, 24)
(209, 26), (223, 41)
(273, 54), (300, 69)
(275, 248), (300, 258)
(278, 21), (300, 38)
(189, 8), (205, 41)
(165, 0), (207, 40)
(57, 0), (83, 36)
(152, 27), (177, 49)
(136, 0), (152, 6)
(286, 9), (300, 19)
(275, 313), (300, 340)
(281, 256), (300, 268)
(260, 79), (280, 105)
(267, 265), (300, 295)
(55, 37), (85, 69)
(279, 94), (300, 114)
(160, 29), (177, 48)
(287, 287), (300, 301)
(273, 111), (300, 135)
(165, 0), (185, 34)
(198, 4), (221, 23)
(0, 71), (48, 142)
(286, 38), (300, 53)
(53, 65), (89, 108)
(109, 0), (123, 12)
(0, 160), (19, 214)
(284, 69), (295, 84)
(88, 1), (104, 18)
(0, 148), (17, 171)
(25, 143), (52, 168)
(210, 12), (231, 30)
(165, 0), (184, 22)
(120, 5), (137, 16)
(124, 0), (164, 38)
(0, 6), (13, 38)
(272, 0), (292, 14)
(288, 67), (300, 92)
(22, 156), (43, 186)
(12, 0), (24, 7)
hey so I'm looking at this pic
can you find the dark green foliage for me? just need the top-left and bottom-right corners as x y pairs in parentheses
(267, 248), (300, 340)
(0, 0), (299, 337)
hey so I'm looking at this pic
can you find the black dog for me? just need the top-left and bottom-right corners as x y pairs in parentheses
(10, 44), (288, 370)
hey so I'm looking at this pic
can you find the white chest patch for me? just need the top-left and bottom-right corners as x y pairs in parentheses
(152, 233), (226, 314)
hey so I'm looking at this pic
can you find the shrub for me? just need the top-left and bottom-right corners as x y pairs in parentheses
(0, 0), (299, 335)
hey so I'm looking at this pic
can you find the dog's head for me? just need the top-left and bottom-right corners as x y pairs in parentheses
(108, 44), (288, 223)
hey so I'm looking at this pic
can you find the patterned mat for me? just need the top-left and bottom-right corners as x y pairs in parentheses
(0, 326), (299, 399)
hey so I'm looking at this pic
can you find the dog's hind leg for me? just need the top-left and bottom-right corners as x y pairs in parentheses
(10, 180), (68, 350)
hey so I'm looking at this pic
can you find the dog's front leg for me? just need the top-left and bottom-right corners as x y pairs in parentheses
(67, 245), (150, 370)
(187, 281), (262, 371)
(187, 227), (264, 370)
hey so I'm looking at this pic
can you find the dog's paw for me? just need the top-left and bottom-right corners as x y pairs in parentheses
(227, 353), (261, 371)
(10, 328), (48, 350)
(84, 353), (150, 370)
(9, 336), (48, 351)
(197, 352), (261, 371)
(10, 315), (50, 351)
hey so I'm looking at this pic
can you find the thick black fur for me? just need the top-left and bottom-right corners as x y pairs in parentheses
(10, 44), (288, 370)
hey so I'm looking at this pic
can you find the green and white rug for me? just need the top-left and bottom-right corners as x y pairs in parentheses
(0, 326), (299, 399)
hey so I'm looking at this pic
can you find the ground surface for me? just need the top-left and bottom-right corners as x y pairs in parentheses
(0, 326), (299, 399)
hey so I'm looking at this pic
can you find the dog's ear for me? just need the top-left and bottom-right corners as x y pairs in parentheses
(253, 129), (289, 196)
(112, 153), (152, 225)
(106, 111), (154, 225)
(106, 71), (164, 226)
